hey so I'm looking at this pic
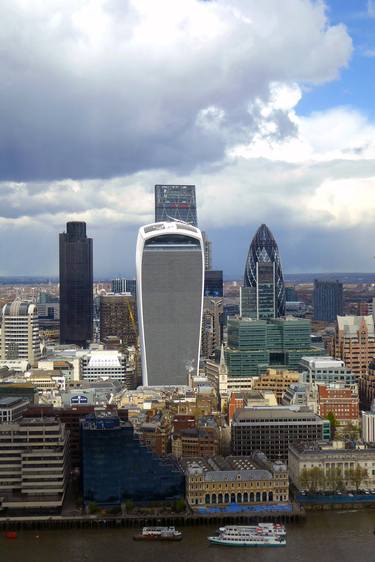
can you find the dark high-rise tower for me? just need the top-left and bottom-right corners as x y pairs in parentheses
(313, 279), (343, 322)
(59, 222), (93, 347)
(155, 184), (197, 226)
(242, 224), (285, 319)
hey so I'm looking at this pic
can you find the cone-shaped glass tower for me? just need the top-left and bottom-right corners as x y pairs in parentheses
(242, 224), (285, 319)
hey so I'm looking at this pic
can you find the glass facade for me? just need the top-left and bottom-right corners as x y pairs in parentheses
(59, 222), (93, 347)
(243, 224), (285, 319)
(155, 185), (198, 226)
(225, 317), (320, 376)
(81, 414), (184, 505)
(204, 270), (223, 297)
(111, 278), (137, 299)
(313, 279), (343, 322)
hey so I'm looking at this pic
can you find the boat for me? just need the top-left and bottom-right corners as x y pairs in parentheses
(133, 527), (183, 541)
(4, 531), (17, 540)
(208, 525), (286, 547)
(219, 523), (286, 537)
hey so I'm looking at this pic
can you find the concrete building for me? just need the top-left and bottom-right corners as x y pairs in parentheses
(362, 406), (375, 444)
(253, 368), (300, 403)
(111, 278), (136, 298)
(328, 316), (375, 377)
(172, 428), (219, 459)
(201, 297), (223, 359)
(99, 293), (137, 348)
(231, 406), (330, 461)
(136, 221), (204, 386)
(201, 231), (212, 271)
(359, 360), (375, 410)
(0, 397), (29, 422)
(0, 417), (69, 511)
(228, 391), (277, 422)
(300, 356), (357, 386)
(288, 441), (375, 492)
(80, 350), (134, 387)
(183, 453), (289, 508)
(0, 301), (40, 367)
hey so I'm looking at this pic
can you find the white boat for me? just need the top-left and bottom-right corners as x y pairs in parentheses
(133, 527), (182, 541)
(219, 523), (286, 537)
(209, 526), (286, 547)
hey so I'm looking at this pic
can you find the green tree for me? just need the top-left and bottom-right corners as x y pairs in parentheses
(352, 465), (368, 492)
(174, 498), (186, 513)
(326, 412), (339, 439)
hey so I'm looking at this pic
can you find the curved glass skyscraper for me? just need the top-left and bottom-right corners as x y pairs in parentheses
(136, 221), (204, 386)
(242, 224), (285, 319)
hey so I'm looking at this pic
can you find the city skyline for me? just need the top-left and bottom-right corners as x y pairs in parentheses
(0, 1), (374, 277)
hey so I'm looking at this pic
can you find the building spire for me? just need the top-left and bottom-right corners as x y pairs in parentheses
(219, 344), (228, 375)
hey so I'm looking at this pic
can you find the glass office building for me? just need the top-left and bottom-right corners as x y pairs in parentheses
(313, 279), (343, 322)
(243, 224), (285, 319)
(155, 184), (198, 226)
(136, 221), (204, 385)
(81, 413), (184, 505)
(204, 270), (223, 297)
(59, 222), (93, 347)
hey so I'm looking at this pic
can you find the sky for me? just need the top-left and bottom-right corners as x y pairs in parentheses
(0, 0), (375, 278)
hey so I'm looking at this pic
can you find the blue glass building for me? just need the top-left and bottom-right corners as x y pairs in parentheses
(81, 413), (184, 505)
(313, 279), (343, 322)
(204, 270), (223, 297)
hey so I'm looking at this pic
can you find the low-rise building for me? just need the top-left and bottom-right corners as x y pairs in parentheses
(317, 384), (359, 426)
(289, 441), (375, 492)
(253, 369), (300, 403)
(0, 417), (69, 511)
(172, 427), (219, 459)
(231, 406), (330, 461)
(300, 356), (357, 386)
(183, 453), (288, 508)
(362, 405), (375, 444)
(0, 397), (30, 422)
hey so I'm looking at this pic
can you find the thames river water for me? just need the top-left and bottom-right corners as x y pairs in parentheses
(2, 511), (375, 562)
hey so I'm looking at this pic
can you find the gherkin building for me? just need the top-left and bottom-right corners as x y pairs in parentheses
(242, 224), (286, 319)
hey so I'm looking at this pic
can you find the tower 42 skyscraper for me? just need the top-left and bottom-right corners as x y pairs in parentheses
(136, 221), (204, 386)
(242, 224), (285, 319)
(59, 222), (93, 347)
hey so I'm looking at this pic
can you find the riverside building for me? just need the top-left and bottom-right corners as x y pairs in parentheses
(136, 221), (204, 386)
(183, 453), (289, 508)
(0, 417), (69, 511)
(231, 406), (330, 461)
(0, 300), (41, 366)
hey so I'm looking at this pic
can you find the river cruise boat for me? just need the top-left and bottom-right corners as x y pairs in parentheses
(133, 527), (182, 541)
(208, 526), (286, 547)
(219, 523), (286, 537)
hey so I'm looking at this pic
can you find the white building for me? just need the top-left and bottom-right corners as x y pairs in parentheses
(362, 403), (375, 444)
(80, 349), (130, 385)
(136, 221), (204, 386)
(0, 397), (29, 423)
(300, 356), (357, 385)
(0, 301), (40, 367)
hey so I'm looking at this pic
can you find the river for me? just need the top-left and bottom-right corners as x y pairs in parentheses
(2, 511), (375, 562)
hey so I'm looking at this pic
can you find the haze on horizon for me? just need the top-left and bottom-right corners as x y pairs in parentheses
(0, 0), (375, 278)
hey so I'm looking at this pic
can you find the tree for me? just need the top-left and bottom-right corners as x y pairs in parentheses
(326, 411), (339, 439)
(351, 465), (368, 492)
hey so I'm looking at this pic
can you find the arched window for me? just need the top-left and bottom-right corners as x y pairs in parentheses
(256, 492), (261, 502)
(205, 494), (210, 504)
(250, 492), (254, 502)
(262, 492), (267, 502)
(218, 493), (223, 504)
(224, 493), (229, 503)
(231, 492), (236, 503)
(269, 492), (273, 502)
(243, 492), (249, 503)
(237, 493), (242, 503)
(212, 493), (217, 504)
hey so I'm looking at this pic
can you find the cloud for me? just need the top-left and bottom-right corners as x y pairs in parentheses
(0, 0), (352, 181)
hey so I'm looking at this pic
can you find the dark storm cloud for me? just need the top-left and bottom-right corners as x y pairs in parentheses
(0, 0), (351, 182)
